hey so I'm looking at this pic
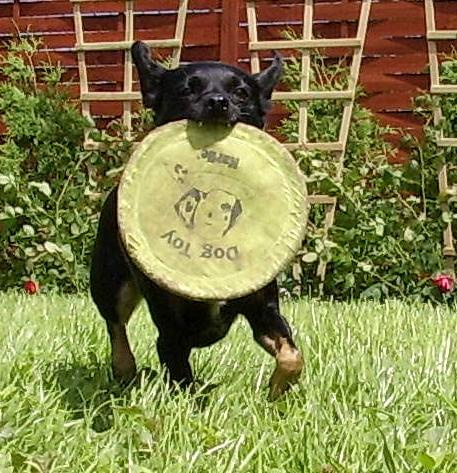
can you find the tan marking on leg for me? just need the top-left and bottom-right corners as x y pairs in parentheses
(258, 334), (277, 357)
(110, 323), (137, 382)
(268, 337), (303, 401)
(109, 281), (140, 382)
(116, 280), (141, 324)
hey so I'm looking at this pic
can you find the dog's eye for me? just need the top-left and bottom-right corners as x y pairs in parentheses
(234, 87), (248, 101)
(226, 76), (241, 90)
(188, 76), (205, 94)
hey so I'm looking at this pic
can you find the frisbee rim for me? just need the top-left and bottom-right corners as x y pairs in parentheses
(118, 120), (307, 301)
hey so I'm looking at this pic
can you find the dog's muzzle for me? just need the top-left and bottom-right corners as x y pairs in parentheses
(203, 94), (234, 122)
(207, 94), (229, 113)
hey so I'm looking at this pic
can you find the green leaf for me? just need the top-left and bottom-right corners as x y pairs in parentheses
(29, 181), (52, 197)
(403, 227), (415, 242)
(360, 284), (382, 300)
(323, 239), (337, 249)
(4, 205), (15, 217)
(442, 211), (452, 223)
(61, 244), (74, 262)
(377, 429), (396, 473)
(344, 273), (355, 289)
(0, 174), (13, 186)
(70, 223), (80, 236)
(417, 452), (435, 471)
(43, 241), (60, 254)
(302, 252), (318, 263)
(358, 262), (372, 272)
(24, 247), (36, 257)
(22, 224), (35, 236)
(424, 426), (449, 448)
(382, 442), (396, 473)
(315, 239), (324, 253)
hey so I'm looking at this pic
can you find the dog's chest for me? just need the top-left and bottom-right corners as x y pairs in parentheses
(185, 301), (233, 347)
(207, 301), (226, 318)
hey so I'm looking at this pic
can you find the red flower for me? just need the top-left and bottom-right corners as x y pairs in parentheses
(432, 274), (455, 293)
(23, 280), (39, 295)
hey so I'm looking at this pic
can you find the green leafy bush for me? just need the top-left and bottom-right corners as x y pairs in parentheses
(278, 52), (447, 301)
(0, 38), (153, 291)
(1, 37), (455, 300)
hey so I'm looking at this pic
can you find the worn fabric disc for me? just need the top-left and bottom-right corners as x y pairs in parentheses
(118, 120), (307, 300)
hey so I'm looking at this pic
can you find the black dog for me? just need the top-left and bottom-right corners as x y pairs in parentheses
(90, 41), (303, 400)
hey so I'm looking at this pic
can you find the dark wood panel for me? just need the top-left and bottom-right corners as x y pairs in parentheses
(242, 22), (359, 41)
(371, 111), (425, 132)
(362, 91), (418, 112)
(18, 0), (221, 16)
(12, 29), (219, 52)
(29, 42), (219, 67)
(240, 1), (429, 23)
(364, 37), (427, 56)
(0, 10), (219, 35)
(360, 72), (429, 94)
(0, 4), (13, 18)
(2, 0), (456, 148)
(362, 54), (428, 76)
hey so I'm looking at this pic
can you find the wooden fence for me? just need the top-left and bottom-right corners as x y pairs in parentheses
(1, 0), (457, 155)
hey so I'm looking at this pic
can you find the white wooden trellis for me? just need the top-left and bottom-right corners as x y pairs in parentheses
(71, 0), (189, 150)
(425, 0), (457, 267)
(246, 0), (371, 287)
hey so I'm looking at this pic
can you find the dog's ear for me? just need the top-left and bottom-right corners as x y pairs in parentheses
(131, 41), (165, 108)
(252, 53), (283, 100)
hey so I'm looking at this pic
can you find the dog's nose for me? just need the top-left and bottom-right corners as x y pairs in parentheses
(207, 95), (229, 113)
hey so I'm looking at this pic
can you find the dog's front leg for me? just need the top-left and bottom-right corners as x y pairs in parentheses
(263, 334), (303, 401)
(239, 282), (303, 400)
(130, 268), (194, 387)
(156, 332), (193, 387)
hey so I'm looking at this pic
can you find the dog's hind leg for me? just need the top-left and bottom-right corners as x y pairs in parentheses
(236, 281), (303, 400)
(104, 280), (141, 383)
(131, 270), (194, 387)
(155, 331), (193, 386)
(90, 188), (141, 383)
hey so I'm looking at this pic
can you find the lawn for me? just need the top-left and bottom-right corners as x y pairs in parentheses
(1, 293), (457, 472)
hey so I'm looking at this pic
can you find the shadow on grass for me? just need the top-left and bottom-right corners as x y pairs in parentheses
(48, 363), (158, 432)
(47, 361), (221, 432)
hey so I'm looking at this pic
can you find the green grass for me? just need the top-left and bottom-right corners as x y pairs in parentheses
(1, 294), (457, 472)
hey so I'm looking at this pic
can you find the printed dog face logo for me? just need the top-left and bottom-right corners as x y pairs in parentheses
(175, 188), (242, 239)
(174, 188), (203, 228)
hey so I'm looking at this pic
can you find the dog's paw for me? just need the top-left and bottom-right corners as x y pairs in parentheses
(268, 347), (303, 401)
(112, 361), (137, 386)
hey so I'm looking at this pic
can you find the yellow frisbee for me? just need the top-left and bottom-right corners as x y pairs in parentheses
(118, 120), (307, 300)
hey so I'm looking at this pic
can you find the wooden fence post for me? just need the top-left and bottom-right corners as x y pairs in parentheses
(220, 0), (241, 65)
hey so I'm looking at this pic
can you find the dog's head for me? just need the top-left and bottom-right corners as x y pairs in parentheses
(132, 41), (282, 128)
